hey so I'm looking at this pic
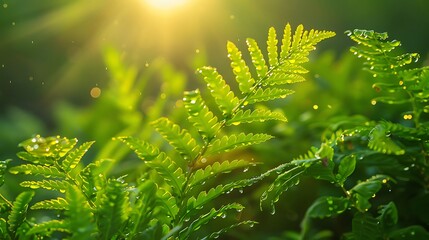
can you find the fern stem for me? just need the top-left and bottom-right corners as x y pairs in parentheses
(0, 193), (13, 207)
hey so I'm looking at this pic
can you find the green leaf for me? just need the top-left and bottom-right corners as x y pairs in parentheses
(9, 164), (66, 178)
(8, 191), (34, 234)
(67, 185), (96, 240)
(368, 124), (405, 155)
(62, 141), (95, 172)
(336, 155), (356, 185)
(117, 136), (160, 161)
(247, 87), (294, 104)
(198, 66), (240, 116)
(227, 41), (255, 93)
(152, 117), (201, 161)
(206, 133), (273, 156)
(260, 165), (305, 213)
(96, 178), (129, 240)
(183, 89), (221, 140)
(26, 220), (69, 236)
(265, 72), (307, 86)
(280, 23), (292, 59)
(378, 202), (398, 229)
(351, 175), (389, 211)
(188, 159), (254, 189)
(179, 203), (244, 239)
(305, 196), (349, 219)
(16, 152), (54, 166)
(291, 24), (304, 53)
(267, 27), (279, 68)
(20, 180), (71, 193)
(389, 225), (429, 240)
(351, 212), (381, 240)
(19, 135), (77, 158)
(246, 38), (268, 78)
(31, 197), (68, 210)
(79, 158), (110, 201)
(145, 153), (186, 197)
(226, 109), (287, 126)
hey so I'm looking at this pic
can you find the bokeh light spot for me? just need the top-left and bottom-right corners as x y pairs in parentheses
(90, 87), (101, 98)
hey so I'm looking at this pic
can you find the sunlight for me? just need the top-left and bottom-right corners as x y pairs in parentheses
(144, 0), (188, 10)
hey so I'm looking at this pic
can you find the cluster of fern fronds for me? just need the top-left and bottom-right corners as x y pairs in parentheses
(264, 29), (429, 239)
(0, 24), (334, 239)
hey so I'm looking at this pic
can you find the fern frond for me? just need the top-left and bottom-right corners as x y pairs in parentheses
(206, 133), (273, 156)
(226, 109), (287, 126)
(67, 185), (96, 240)
(79, 158), (110, 201)
(9, 164), (65, 178)
(280, 24), (292, 59)
(61, 141), (95, 172)
(145, 153), (186, 196)
(179, 203), (244, 239)
(31, 197), (68, 210)
(96, 178), (129, 240)
(198, 66), (240, 116)
(26, 220), (69, 236)
(117, 136), (160, 161)
(20, 180), (71, 192)
(157, 188), (180, 220)
(188, 160), (254, 189)
(183, 89), (221, 140)
(152, 117), (201, 161)
(227, 41), (255, 93)
(246, 38), (268, 78)
(265, 72), (307, 86)
(8, 191), (34, 234)
(368, 124), (405, 155)
(267, 27), (279, 67)
(247, 87), (294, 104)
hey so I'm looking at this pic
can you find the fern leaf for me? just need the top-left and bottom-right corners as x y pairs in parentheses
(260, 166), (305, 213)
(368, 124), (405, 155)
(179, 203), (244, 239)
(267, 27), (278, 67)
(19, 135), (77, 158)
(246, 38), (268, 78)
(117, 136), (160, 161)
(31, 197), (68, 210)
(157, 188), (180, 220)
(96, 178), (129, 240)
(8, 191), (34, 234)
(9, 164), (65, 178)
(183, 89), (221, 140)
(188, 160), (254, 189)
(79, 158), (110, 201)
(291, 24), (304, 53)
(227, 41), (255, 93)
(226, 108), (287, 126)
(152, 117), (201, 161)
(145, 152), (186, 196)
(265, 72), (307, 86)
(206, 133), (273, 156)
(20, 180), (71, 192)
(0, 159), (11, 187)
(67, 185), (96, 240)
(16, 152), (54, 166)
(280, 24), (292, 59)
(62, 141), (95, 172)
(247, 87), (294, 104)
(198, 66), (240, 116)
(26, 220), (69, 236)
(202, 220), (257, 240)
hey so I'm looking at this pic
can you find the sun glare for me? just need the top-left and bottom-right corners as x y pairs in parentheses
(144, 0), (188, 10)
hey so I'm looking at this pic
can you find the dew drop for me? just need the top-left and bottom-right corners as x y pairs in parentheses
(200, 158), (207, 163)
(243, 167), (249, 173)
(3, 3), (7, 8)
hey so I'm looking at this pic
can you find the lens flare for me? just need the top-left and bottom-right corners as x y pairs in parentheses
(144, 0), (188, 10)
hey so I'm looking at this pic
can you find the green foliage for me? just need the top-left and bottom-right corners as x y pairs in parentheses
(265, 29), (429, 239)
(0, 23), (334, 239)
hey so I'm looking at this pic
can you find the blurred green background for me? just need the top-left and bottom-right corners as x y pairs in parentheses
(1, 0), (429, 238)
